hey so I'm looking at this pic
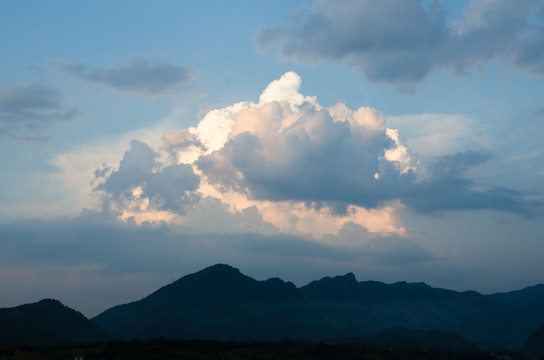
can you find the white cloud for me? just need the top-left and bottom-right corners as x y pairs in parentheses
(81, 71), (414, 238)
(258, 71), (318, 111)
(38, 72), (541, 237)
(42, 118), (178, 217)
(384, 128), (419, 175)
(164, 72), (417, 237)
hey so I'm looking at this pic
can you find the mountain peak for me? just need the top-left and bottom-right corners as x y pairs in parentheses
(338, 272), (357, 283)
(202, 263), (241, 274)
(37, 298), (65, 307)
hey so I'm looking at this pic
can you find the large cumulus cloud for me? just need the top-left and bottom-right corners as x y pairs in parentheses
(190, 72), (540, 217)
(93, 72), (541, 239)
(257, 0), (544, 92)
(197, 94), (415, 212)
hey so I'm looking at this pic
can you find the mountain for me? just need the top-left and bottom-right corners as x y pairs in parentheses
(5, 265), (542, 350)
(521, 325), (544, 357)
(488, 284), (544, 348)
(91, 264), (544, 349)
(92, 264), (329, 341)
(490, 284), (544, 307)
(0, 299), (113, 346)
(299, 273), (472, 303)
(298, 273), (512, 348)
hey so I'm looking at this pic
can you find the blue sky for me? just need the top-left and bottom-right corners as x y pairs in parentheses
(1, 0), (543, 317)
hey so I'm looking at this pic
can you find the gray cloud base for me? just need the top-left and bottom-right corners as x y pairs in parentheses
(401, 151), (543, 216)
(0, 215), (432, 275)
(96, 140), (201, 213)
(257, 0), (544, 91)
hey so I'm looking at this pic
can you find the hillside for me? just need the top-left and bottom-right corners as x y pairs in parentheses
(0, 299), (113, 346)
(521, 325), (544, 357)
(92, 264), (329, 340)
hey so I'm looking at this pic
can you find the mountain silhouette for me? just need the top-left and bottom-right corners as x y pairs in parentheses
(297, 271), (511, 347)
(92, 264), (328, 341)
(4, 264), (543, 350)
(490, 284), (544, 306)
(0, 299), (113, 346)
(487, 284), (544, 348)
(299, 273), (480, 303)
(91, 264), (544, 349)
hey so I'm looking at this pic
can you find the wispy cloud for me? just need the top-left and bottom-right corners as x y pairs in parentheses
(0, 83), (80, 141)
(63, 57), (195, 95)
(402, 150), (543, 216)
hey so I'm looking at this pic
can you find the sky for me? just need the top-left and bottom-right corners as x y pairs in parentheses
(1, 0), (543, 318)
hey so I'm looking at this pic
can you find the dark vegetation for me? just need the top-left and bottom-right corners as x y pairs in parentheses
(521, 325), (544, 358)
(0, 338), (508, 360)
(1, 264), (544, 359)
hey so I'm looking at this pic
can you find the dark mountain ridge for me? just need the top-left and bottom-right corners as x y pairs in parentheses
(92, 264), (327, 341)
(490, 283), (544, 306)
(91, 264), (544, 349)
(299, 272), (482, 303)
(3, 264), (543, 351)
(296, 271), (509, 348)
(0, 298), (113, 346)
(147, 264), (303, 304)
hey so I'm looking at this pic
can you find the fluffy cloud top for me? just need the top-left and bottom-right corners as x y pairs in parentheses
(197, 93), (414, 211)
(0, 83), (80, 141)
(257, 0), (544, 91)
(64, 57), (195, 95)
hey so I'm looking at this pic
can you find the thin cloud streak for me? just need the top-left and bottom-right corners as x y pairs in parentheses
(63, 57), (195, 95)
